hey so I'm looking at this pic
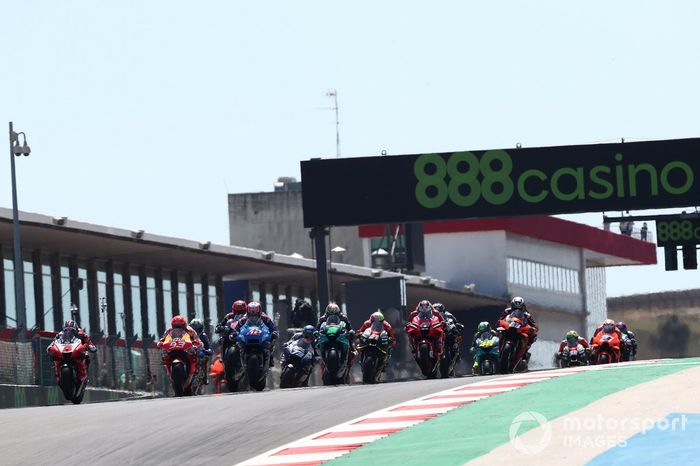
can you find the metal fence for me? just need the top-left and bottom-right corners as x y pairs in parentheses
(0, 333), (174, 395)
(0, 328), (471, 396)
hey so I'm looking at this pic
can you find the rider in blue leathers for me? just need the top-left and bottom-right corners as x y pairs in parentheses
(232, 302), (280, 367)
(281, 325), (321, 366)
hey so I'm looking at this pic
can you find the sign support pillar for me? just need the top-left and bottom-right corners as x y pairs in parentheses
(311, 226), (330, 312)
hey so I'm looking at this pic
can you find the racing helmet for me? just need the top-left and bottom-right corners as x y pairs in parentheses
(62, 320), (78, 339)
(510, 296), (525, 310)
(325, 302), (341, 316)
(302, 325), (316, 342)
(189, 318), (204, 334)
(417, 299), (432, 312)
(477, 321), (491, 333)
(171, 315), (187, 328)
(432, 302), (446, 314)
(370, 311), (385, 323)
(566, 330), (579, 342)
(616, 322), (628, 334)
(247, 301), (262, 317)
(232, 299), (247, 314)
(602, 319), (615, 334)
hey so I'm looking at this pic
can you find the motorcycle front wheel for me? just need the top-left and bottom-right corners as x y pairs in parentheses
(280, 366), (298, 389)
(362, 354), (378, 384)
(171, 363), (187, 397)
(500, 342), (513, 374)
(59, 366), (75, 401)
(323, 348), (341, 385)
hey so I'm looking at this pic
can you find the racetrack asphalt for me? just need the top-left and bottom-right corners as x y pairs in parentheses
(0, 374), (500, 466)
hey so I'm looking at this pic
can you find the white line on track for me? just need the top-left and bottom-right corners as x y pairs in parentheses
(234, 359), (676, 466)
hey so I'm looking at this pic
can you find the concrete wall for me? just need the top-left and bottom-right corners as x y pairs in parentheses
(506, 233), (581, 269)
(424, 231), (508, 297)
(0, 384), (148, 409)
(529, 307), (585, 369)
(228, 191), (364, 265)
(585, 267), (608, 339)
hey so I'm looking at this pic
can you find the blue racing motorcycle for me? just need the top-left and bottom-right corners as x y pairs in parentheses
(236, 318), (273, 391)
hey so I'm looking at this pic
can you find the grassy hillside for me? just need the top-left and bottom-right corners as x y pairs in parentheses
(608, 290), (700, 359)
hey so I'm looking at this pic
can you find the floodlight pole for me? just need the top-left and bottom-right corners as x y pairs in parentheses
(8, 122), (27, 339)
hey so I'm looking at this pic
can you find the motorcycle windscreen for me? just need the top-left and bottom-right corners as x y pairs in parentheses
(326, 314), (341, 325)
(247, 315), (263, 326)
(168, 328), (191, 341)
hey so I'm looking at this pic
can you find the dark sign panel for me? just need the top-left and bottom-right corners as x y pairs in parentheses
(301, 138), (700, 227)
(656, 217), (700, 247)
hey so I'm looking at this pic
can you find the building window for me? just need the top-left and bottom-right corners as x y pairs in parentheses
(77, 266), (89, 329)
(97, 270), (108, 335)
(3, 258), (16, 328)
(114, 271), (125, 338)
(60, 266), (71, 323)
(178, 280), (187, 317)
(42, 264), (54, 331)
(507, 257), (580, 294)
(23, 260), (35, 331)
(162, 277), (172, 323)
(131, 274), (141, 339)
(208, 285), (217, 321)
(146, 276), (157, 339)
(194, 282), (203, 321)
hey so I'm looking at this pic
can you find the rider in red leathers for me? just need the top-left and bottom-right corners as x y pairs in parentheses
(406, 301), (445, 358)
(556, 330), (590, 357)
(55, 320), (97, 353)
(591, 319), (624, 341)
(357, 311), (397, 343)
(51, 320), (97, 381)
(498, 297), (538, 362)
(157, 315), (202, 349)
(357, 311), (397, 365)
(407, 299), (446, 324)
(215, 299), (248, 334)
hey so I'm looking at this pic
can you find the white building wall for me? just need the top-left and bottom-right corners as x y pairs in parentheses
(423, 231), (508, 298)
(505, 233), (585, 312)
(585, 267), (608, 339)
(505, 233), (581, 269)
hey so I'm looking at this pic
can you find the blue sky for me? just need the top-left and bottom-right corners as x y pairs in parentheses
(2, 1), (699, 296)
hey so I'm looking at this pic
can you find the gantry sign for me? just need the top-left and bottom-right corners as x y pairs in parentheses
(301, 138), (700, 227)
(301, 137), (700, 307)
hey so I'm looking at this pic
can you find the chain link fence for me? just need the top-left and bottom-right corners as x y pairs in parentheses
(0, 332), (174, 395)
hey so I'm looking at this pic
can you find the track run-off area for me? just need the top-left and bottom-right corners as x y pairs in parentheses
(2, 359), (698, 466)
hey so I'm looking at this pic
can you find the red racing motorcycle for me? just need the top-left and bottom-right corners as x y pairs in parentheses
(497, 309), (532, 373)
(47, 335), (89, 404)
(591, 330), (622, 365)
(161, 329), (201, 396)
(406, 309), (445, 378)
